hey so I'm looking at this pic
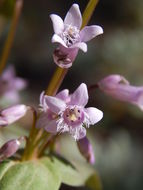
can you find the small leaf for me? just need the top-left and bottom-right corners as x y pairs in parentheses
(86, 172), (103, 190)
(0, 160), (61, 190)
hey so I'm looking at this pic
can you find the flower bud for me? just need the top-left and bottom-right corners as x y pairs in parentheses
(0, 137), (25, 161)
(53, 46), (78, 68)
(0, 104), (28, 127)
(98, 74), (143, 110)
(77, 137), (95, 164)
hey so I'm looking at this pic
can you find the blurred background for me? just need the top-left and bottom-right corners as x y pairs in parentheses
(0, 0), (143, 189)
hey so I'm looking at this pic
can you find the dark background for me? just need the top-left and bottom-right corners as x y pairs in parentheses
(0, 0), (143, 189)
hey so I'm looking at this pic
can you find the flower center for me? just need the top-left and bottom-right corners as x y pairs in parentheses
(62, 25), (80, 47)
(63, 106), (84, 126)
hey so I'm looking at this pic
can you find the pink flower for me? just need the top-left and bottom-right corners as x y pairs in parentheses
(77, 137), (95, 164)
(0, 65), (27, 104)
(98, 74), (143, 110)
(37, 83), (103, 140)
(50, 4), (103, 68)
(0, 137), (25, 161)
(0, 104), (28, 127)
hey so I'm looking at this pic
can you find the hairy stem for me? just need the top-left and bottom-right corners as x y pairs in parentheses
(0, 0), (23, 75)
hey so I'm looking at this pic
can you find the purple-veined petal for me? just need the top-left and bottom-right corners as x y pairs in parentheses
(80, 25), (103, 42)
(70, 83), (88, 106)
(64, 4), (82, 29)
(51, 34), (67, 47)
(85, 107), (103, 125)
(50, 14), (64, 34)
(44, 120), (57, 134)
(45, 96), (66, 114)
(71, 42), (87, 52)
(56, 89), (69, 101)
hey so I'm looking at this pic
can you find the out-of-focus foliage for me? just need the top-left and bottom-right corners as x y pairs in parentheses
(0, 0), (15, 18)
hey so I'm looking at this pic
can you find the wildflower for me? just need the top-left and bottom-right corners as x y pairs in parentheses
(0, 65), (27, 104)
(37, 83), (103, 140)
(98, 74), (143, 110)
(77, 137), (95, 164)
(0, 104), (28, 127)
(50, 4), (103, 68)
(0, 137), (25, 161)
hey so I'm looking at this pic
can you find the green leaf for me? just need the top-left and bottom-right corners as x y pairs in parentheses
(85, 173), (103, 190)
(41, 156), (95, 187)
(41, 157), (82, 186)
(0, 160), (15, 180)
(0, 160), (61, 190)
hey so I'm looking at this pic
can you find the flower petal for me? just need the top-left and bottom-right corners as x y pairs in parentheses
(70, 83), (88, 106)
(64, 4), (82, 29)
(71, 42), (87, 52)
(56, 89), (69, 101)
(2, 65), (15, 80)
(44, 120), (57, 134)
(13, 77), (27, 90)
(85, 107), (103, 125)
(80, 25), (103, 42)
(51, 34), (67, 47)
(36, 112), (49, 129)
(50, 14), (64, 35)
(45, 96), (66, 114)
(70, 125), (86, 140)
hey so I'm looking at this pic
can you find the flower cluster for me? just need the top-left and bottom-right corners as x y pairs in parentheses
(37, 83), (103, 140)
(0, 3), (104, 164)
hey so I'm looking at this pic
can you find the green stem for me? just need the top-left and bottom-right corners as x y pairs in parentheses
(81, 0), (99, 29)
(21, 107), (38, 161)
(0, 0), (23, 75)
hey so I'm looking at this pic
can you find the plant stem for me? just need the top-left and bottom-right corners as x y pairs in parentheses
(0, 0), (23, 75)
(81, 0), (99, 29)
(45, 67), (68, 95)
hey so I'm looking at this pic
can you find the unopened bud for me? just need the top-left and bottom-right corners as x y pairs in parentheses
(77, 137), (95, 164)
(98, 75), (143, 110)
(0, 104), (28, 127)
(0, 137), (25, 161)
